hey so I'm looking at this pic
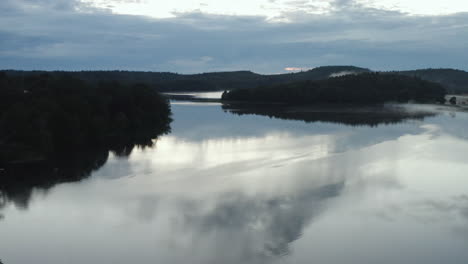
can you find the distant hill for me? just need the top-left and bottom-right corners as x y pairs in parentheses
(386, 69), (468, 94)
(1, 66), (370, 92)
(265, 66), (371, 83)
(3, 66), (468, 93)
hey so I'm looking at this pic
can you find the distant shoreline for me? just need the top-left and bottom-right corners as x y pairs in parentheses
(3, 66), (468, 94)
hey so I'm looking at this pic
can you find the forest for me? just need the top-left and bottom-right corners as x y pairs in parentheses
(4, 66), (468, 93)
(3, 66), (370, 92)
(221, 73), (447, 104)
(0, 72), (172, 165)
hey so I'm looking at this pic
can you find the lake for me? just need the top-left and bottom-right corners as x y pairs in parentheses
(1, 95), (468, 264)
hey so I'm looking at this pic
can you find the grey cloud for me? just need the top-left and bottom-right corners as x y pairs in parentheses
(373, 194), (468, 231)
(160, 182), (344, 263)
(1, 1), (468, 72)
(1, 0), (83, 11)
(413, 195), (468, 220)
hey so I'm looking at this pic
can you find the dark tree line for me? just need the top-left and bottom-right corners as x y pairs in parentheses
(5, 66), (468, 93)
(0, 72), (172, 164)
(1, 66), (371, 92)
(391, 68), (468, 94)
(221, 73), (447, 105)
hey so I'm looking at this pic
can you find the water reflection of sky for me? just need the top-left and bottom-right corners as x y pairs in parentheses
(1, 103), (468, 264)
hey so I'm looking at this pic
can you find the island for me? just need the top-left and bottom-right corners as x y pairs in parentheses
(221, 73), (447, 104)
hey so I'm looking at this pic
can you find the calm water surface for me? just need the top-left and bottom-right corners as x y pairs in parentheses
(1, 98), (468, 264)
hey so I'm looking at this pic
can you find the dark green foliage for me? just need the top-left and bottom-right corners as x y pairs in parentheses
(222, 73), (446, 105)
(0, 73), (172, 164)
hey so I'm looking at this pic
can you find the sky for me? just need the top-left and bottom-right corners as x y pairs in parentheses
(1, 0), (468, 73)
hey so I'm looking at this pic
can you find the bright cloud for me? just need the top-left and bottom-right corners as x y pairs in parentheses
(81, 0), (334, 18)
(363, 0), (468, 15)
(81, 0), (468, 18)
(285, 67), (310, 72)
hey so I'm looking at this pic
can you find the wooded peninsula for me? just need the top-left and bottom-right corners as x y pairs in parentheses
(0, 72), (172, 165)
(221, 73), (447, 104)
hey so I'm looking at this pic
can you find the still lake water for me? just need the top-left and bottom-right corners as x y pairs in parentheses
(1, 97), (468, 264)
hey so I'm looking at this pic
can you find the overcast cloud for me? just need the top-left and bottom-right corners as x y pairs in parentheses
(1, 0), (468, 73)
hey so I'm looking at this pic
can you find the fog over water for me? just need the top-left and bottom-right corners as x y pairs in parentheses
(1, 98), (468, 264)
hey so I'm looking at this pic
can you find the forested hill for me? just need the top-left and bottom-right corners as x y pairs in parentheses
(221, 73), (446, 105)
(2, 66), (370, 92)
(3, 66), (468, 93)
(388, 69), (468, 94)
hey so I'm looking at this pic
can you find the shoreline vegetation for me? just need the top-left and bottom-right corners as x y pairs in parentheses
(0, 72), (172, 166)
(221, 73), (447, 105)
